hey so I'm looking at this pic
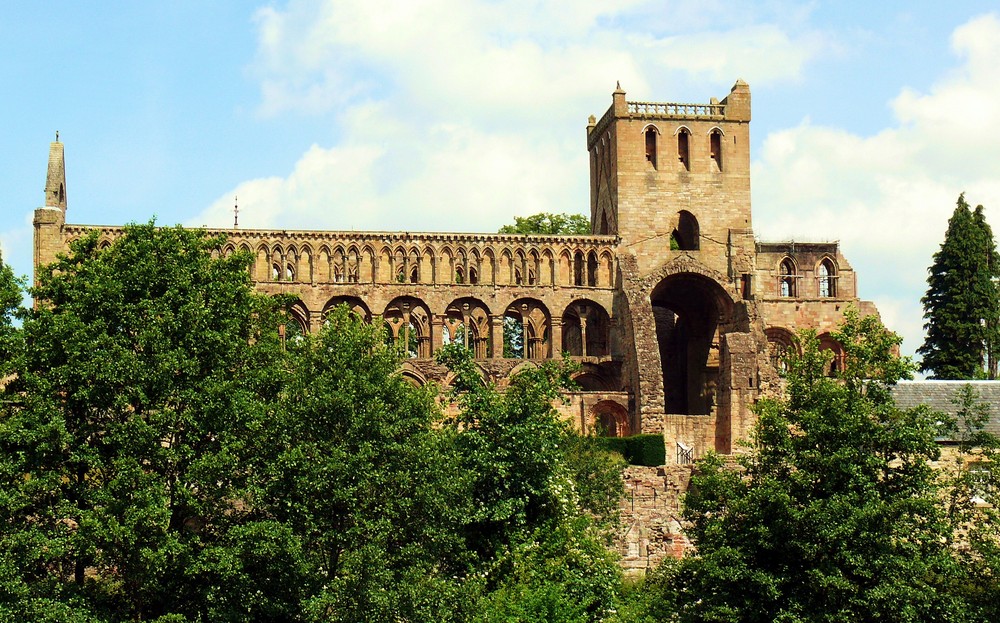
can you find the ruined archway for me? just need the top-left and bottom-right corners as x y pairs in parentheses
(443, 297), (492, 359)
(323, 296), (372, 322)
(651, 273), (733, 415)
(562, 299), (611, 358)
(592, 400), (630, 437)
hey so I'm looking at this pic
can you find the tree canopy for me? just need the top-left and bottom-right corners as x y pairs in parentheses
(0, 224), (625, 621)
(498, 213), (591, 236)
(0, 248), (23, 379)
(919, 193), (1000, 379)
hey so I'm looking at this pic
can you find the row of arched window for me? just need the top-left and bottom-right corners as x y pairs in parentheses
(229, 242), (616, 289)
(644, 125), (725, 172)
(777, 257), (838, 298)
(285, 295), (613, 362)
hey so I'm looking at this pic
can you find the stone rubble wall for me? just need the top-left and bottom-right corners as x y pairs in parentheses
(617, 465), (694, 573)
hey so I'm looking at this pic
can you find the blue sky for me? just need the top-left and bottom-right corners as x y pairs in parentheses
(2, 1), (1000, 359)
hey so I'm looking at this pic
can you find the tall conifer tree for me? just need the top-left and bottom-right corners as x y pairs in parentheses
(919, 194), (1000, 378)
(972, 204), (1000, 378)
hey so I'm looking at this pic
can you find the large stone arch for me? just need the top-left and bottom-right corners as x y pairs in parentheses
(619, 254), (758, 455)
(443, 297), (493, 359)
(651, 271), (735, 415)
(283, 298), (310, 342)
(503, 298), (551, 359)
(383, 296), (432, 359)
(765, 326), (798, 374)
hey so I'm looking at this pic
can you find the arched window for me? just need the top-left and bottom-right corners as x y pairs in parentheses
(573, 251), (585, 286)
(672, 211), (700, 251)
(779, 259), (796, 297)
(347, 250), (360, 283)
(819, 334), (845, 377)
(644, 127), (658, 169)
(818, 259), (836, 297)
(765, 327), (797, 375)
(677, 128), (690, 170)
(710, 129), (723, 171)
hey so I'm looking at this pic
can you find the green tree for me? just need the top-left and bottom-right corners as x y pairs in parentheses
(437, 345), (625, 622)
(919, 194), (1000, 379)
(251, 305), (475, 622)
(666, 311), (971, 622)
(939, 384), (1000, 620)
(972, 206), (1000, 379)
(0, 248), (23, 379)
(0, 223), (285, 621)
(499, 212), (592, 236)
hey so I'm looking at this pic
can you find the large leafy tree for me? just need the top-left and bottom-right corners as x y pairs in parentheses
(0, 223), (286, 621)
(666, 311), (972, 622)
(919, 194), (1000, 379)
(498, 212), (591, 236)
(438, 346), (626, 623)
(0, 226), (627, 621)
(248, 306), (476, 622)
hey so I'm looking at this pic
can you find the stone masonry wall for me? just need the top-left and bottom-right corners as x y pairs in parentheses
(617, 465), (694, 574)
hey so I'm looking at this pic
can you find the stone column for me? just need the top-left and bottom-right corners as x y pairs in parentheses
(309, 310), (324, 335)
(491, 315), (504, 359)
(461, 304), (471, 350)
(550, 317), (563, 358)
(429, 314), (444, 355)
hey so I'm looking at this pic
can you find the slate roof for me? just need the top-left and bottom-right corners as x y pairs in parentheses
(890, 380), (1000, 440)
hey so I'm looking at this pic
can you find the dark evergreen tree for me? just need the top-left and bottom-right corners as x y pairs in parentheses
(919, 194), (1000, 379)
(972, 205), (1000, 378)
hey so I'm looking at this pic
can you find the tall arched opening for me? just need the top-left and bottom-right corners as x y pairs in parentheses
(651, 273), (733, 415)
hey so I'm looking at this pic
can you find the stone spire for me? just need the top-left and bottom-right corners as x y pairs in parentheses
(34, 134), (68, 285)
(44, 133), (67, 211)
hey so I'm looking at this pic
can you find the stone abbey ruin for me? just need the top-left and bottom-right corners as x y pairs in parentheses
(33, 80), (881, 568)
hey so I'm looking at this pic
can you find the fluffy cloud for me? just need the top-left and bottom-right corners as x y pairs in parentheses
(752, 13), (1000, 357)
(197, 0), (830, 234)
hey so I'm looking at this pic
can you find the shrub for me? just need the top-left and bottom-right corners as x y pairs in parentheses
(596, 434), (665, 466)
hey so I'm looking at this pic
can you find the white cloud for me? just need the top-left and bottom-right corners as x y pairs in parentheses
(198, 0), (832, 237)
(248, 0), (828, 121)
(752, 12), (1000, 358)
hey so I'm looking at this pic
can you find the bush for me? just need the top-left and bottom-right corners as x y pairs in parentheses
(596, 434), (665, 467)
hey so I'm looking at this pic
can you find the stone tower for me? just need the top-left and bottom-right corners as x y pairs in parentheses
(33, 137), (67, 282)
(587, 80), (751, 275)
(588, 81), (762, 455)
